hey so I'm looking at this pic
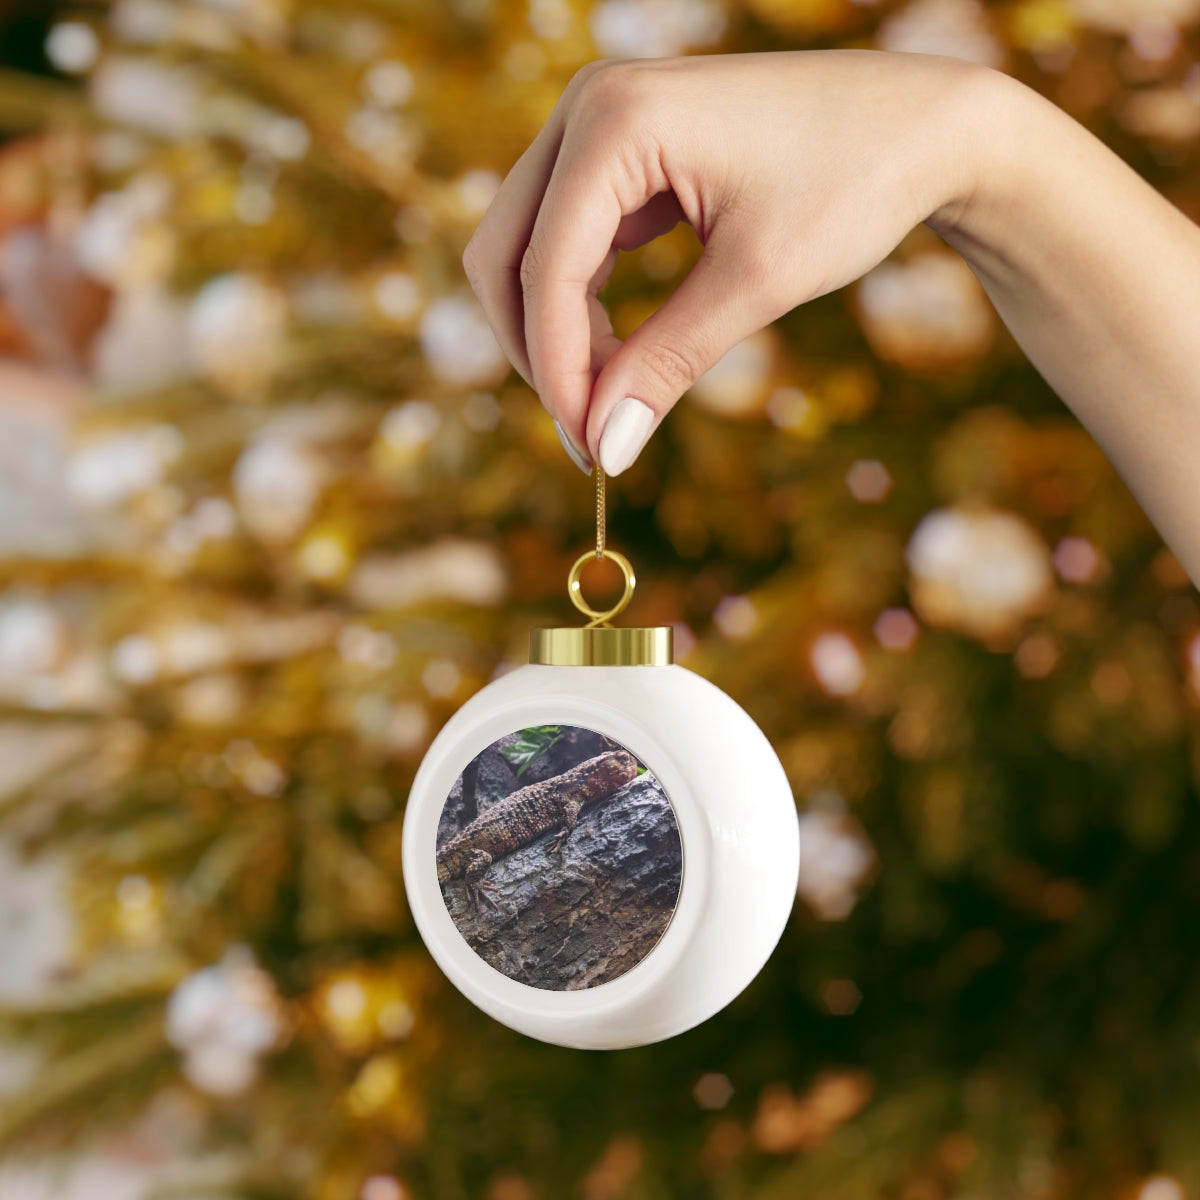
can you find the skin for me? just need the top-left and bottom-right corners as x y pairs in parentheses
(462, 50), (1200, 586)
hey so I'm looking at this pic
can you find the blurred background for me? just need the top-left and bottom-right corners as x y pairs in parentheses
(1, 0), (1199, 1197)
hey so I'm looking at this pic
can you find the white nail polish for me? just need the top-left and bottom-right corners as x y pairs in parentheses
(553, 419), (593, 474)
(598, 397), (655, 477)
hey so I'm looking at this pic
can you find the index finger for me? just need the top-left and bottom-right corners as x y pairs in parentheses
(521, 98), (658, 451)
(462, 62), (612, 390)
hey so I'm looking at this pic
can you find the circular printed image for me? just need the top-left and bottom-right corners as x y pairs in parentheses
(436, 725), (683, 991)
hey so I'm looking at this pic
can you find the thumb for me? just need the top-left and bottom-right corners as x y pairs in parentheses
(585, 237), (781, 476)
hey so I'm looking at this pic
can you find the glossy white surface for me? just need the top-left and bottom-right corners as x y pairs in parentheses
(402, 663), (800, 1049)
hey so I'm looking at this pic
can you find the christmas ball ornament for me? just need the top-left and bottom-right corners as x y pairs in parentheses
(403, 469), (799, 1049)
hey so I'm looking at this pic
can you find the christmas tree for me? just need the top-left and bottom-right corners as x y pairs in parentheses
(1, 0), (1199, 1197)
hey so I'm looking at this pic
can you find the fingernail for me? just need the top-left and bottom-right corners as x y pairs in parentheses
(598, 396), (655, 477)
(553, 418), (593, 474)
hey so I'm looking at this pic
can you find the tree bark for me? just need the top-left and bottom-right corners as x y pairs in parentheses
(438, 774), (683, 992)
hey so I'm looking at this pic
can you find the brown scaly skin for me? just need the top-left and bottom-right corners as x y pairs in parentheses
(437, 749), (639, 912)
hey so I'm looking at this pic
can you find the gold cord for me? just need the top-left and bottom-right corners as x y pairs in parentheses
(563, 465), (636, 627)
(595, 463), (606, 561)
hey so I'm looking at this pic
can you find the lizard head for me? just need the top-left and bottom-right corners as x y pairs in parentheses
(589, 748), (640, 792)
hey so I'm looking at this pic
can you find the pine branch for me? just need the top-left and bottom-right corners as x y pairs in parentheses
(0, 1018), (170, 1153)
(0, 69), (90, 133)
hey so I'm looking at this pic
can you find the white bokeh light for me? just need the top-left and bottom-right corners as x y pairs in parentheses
(1137, 1178), (1185, 1200)
(46, 22), (101, 74)
(350, 541), (507, 610)
(877, 0), (1005, 66)
(0, 601), (68, 680)
(713, 595), (758, 640)
(233, 438), (325, 543)
(380, 400), (441, 451)
(810, 632), (866, 696)
(419, 296), (509, 388)
(363, 60), (415, 108)
(858, 251), (994, 368)
(589, 0), (726, 57)
(188, 273), (288, 394)
(165, 946), (284, 1098)
(456, 168), (501, 216)
(373, 271), (421, 322)
(67, 425), (181, 509)
(906, 507), (1055, 640)
(796, 811), (877, 920)
(689, 330), (775, 418)
(90, 56), (204, 139)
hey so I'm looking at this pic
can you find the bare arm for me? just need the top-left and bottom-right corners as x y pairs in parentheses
(463, 51), (1200, 583)
(932, 72), (1200, 582)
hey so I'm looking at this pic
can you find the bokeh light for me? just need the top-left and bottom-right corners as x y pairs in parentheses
(2, 0), (1199, 1194)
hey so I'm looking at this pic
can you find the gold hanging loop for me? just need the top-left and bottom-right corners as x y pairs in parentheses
(567, 548), (635, 627)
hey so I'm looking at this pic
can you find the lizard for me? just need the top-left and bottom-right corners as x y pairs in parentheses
(436, 749), (639, 913)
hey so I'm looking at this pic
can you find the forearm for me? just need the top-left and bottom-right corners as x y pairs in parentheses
(931, 69), (1200, 582)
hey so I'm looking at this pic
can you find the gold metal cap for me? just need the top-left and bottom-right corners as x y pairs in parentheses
(537, 507), (670, 665)
(529, 624), (673, 666)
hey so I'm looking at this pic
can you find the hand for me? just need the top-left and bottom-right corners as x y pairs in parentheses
(464, 50), (1200, 590)
(462, 50), (990, 475)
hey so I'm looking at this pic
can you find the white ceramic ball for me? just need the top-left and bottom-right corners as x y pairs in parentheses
(402, 662), (800, 1049)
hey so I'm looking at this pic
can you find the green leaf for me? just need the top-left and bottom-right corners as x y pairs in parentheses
(499, 727), (565, 776)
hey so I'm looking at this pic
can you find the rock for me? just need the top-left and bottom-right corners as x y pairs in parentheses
(438, 774), (684, 992)
(437, 743), (519, 848)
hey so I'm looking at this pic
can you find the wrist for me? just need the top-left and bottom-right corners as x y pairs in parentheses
(924, 65), (1094, 296)
(925, 64), (1032, 243)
